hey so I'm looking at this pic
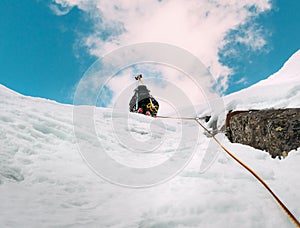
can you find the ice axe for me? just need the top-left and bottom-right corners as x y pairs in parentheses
(135, 74), (143, 83)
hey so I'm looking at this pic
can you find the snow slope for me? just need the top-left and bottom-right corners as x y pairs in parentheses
(0, 50), (299, 228)
(224, 50), (300, 112)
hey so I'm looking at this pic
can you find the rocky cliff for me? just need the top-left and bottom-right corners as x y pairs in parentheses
(225, 109), (300, 159)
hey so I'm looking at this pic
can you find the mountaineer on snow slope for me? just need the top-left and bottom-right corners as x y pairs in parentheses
(129, 74), (159, 117)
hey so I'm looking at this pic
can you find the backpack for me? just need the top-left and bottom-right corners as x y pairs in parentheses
(129, 85), (159, 116)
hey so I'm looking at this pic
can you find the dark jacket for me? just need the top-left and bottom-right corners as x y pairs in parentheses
(129, 85), (159, 115)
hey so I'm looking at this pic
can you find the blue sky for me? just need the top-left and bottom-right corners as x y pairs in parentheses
(0, 0), (95, 103)
(0, 0), (299, 104)
(221, 0), (300, 93)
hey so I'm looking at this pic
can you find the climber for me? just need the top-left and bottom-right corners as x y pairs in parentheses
(129, 74), (159, 117)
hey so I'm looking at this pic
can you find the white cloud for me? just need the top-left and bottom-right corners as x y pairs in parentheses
(235, 77), (248, 85)
(236, 25), (268, 51)
(52, 0), (271, 107)
(50, 1), (73, 16)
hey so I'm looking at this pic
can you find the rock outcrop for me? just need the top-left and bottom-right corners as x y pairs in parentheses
(225, 109), (300, 159)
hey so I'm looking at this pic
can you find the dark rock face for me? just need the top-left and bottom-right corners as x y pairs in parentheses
(225, 109), (300, 159)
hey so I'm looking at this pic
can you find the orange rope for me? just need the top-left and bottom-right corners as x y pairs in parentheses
(156, 115), (300, 228)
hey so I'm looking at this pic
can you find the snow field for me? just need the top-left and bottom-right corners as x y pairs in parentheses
(0, 50), (299, 227)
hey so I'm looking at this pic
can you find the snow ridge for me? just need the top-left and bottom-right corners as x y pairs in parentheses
(0, 50), (299, 227)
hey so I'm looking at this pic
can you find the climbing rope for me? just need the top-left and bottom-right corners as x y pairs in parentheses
(156, 115), (300, 228)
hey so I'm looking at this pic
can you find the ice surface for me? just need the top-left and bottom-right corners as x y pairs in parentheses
(0, 50), (299, 227)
